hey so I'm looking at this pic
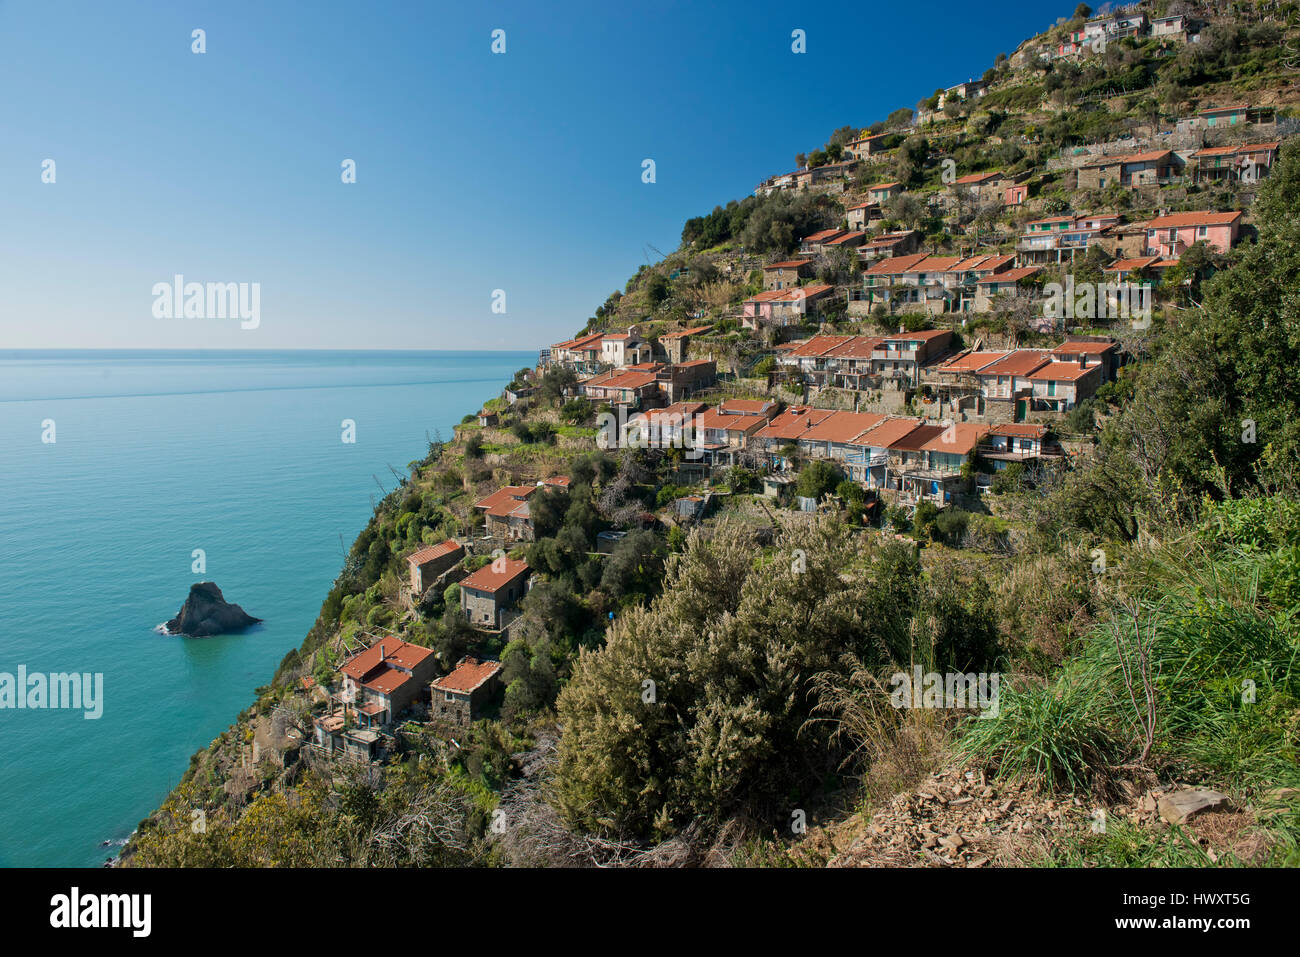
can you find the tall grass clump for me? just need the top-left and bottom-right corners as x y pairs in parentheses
(958, 497), (1300, 810)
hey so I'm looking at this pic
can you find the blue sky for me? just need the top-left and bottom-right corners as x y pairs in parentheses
(0, 0), (1067, 351)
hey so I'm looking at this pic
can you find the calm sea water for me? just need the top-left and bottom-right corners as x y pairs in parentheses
(0, 349), (533, 867)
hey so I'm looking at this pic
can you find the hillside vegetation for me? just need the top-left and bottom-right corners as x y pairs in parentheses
(126, 1), (1300, 868)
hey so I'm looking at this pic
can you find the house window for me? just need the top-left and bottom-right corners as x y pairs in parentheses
(444, 691), (455, 702)
(1197, 226), (1207, 238)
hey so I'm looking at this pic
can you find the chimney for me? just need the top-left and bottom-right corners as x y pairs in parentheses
(379, 642), (386, 662)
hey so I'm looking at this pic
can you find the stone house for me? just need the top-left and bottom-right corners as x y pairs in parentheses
(658, 324), (712, 364)
(763, 259), (814, 291)
(1143, 210), (1242, 257)
(1027, 361), (1103, 412)
(430, 656), (503, 726)
(459, 557), (531, 630)
(406, 539), (465, 594)
(339, 637), (438, 728)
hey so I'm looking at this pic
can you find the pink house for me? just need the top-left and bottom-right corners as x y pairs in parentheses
(1004, 183), (1028, 206)
(1144, 211), (1242, 257)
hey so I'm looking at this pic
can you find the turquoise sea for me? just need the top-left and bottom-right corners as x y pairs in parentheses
(0, 349), (533, 867)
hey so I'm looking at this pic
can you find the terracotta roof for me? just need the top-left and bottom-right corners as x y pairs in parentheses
(633, 401), (707, 427)
(824, 231), (866, 245)
(1104, 256), (1160, 272)
(543, 475), (571, 488)
(951, 254), (1015, 273)
(825, 335), (883, 359)
(938, 350), (1009, 373)
(341, 638), (434, 682)
(552, 331), (606, 352)
(889, 423), (947, 452)
(918, 422), (988, 455)
(363, 666), (416, 696)
(754, 406), (838, 441)
(1199, 104), (1248, 114)
(799, 411), (887, 444)
(717, 398), (774, 416)
(475, 485), (537, 517)
(1145, 210), (1242, 229)
(1052, 340), (1118, 355)
(976, 349), (1052, 377)
(853, 417), (925, 449)
(975, 266), (1040, 284)
(801, 228), (846, 243)
(432, 656), (503, 695)
(695, 407), (770, 435)
(1029, 361), (1098, 382)
(865, 253), (931, 276)
(765, 259), (812, 270)
(583, 367), (661, 391)
(658, 324), (713, 339)
(786, 334), (855, 358)
(762, 284), (833, 303)
(908, 255), (964, 272)
(1082, 149), (1173, 168)
(867, 181), (901, 190)
(460, 557), (531, 594)
(988, 423), (1049, 439)
(880, 329), (952, 343)
(952, 170), (1003, 185)
(407, 540), (463, 566)
(861, 233), (912, 250)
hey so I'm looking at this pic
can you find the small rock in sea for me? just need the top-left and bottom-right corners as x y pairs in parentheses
(163, 581), (262, 637)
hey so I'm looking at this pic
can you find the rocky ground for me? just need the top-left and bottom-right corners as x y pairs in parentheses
(786, 766), (1281, 868)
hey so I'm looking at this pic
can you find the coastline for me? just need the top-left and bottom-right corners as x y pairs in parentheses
(114, 358), (532, 866)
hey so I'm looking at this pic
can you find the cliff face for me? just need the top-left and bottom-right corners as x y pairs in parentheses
(164, 582), (262, 637)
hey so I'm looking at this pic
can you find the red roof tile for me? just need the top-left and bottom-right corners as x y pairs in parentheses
(407, 539), (463, 566)
(432, 656), (503, 694)
(341, 638), (434, 681)
(474, 485), (537, 518)
(363, 666), (416, 696)
(976, 349), (1052, 377)
(799, 411), (887, 444)
(1029, 362), (1099, 382)
(1145, 210), (1242, 229)
(918, 422), (988, 455)
(988, 423), (1049, 439)
(975, 266), (1040, 284)
(938, 350), (1009, 372)
(1052, 340), (1117, 355)
(853, 417), (925, 449)
(460, 557), (531, 594)
(754, 406), (838, 441)
(658, 324), (713, 339)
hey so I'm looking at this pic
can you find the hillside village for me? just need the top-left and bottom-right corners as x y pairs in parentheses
(125, 0), (1300, 869)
